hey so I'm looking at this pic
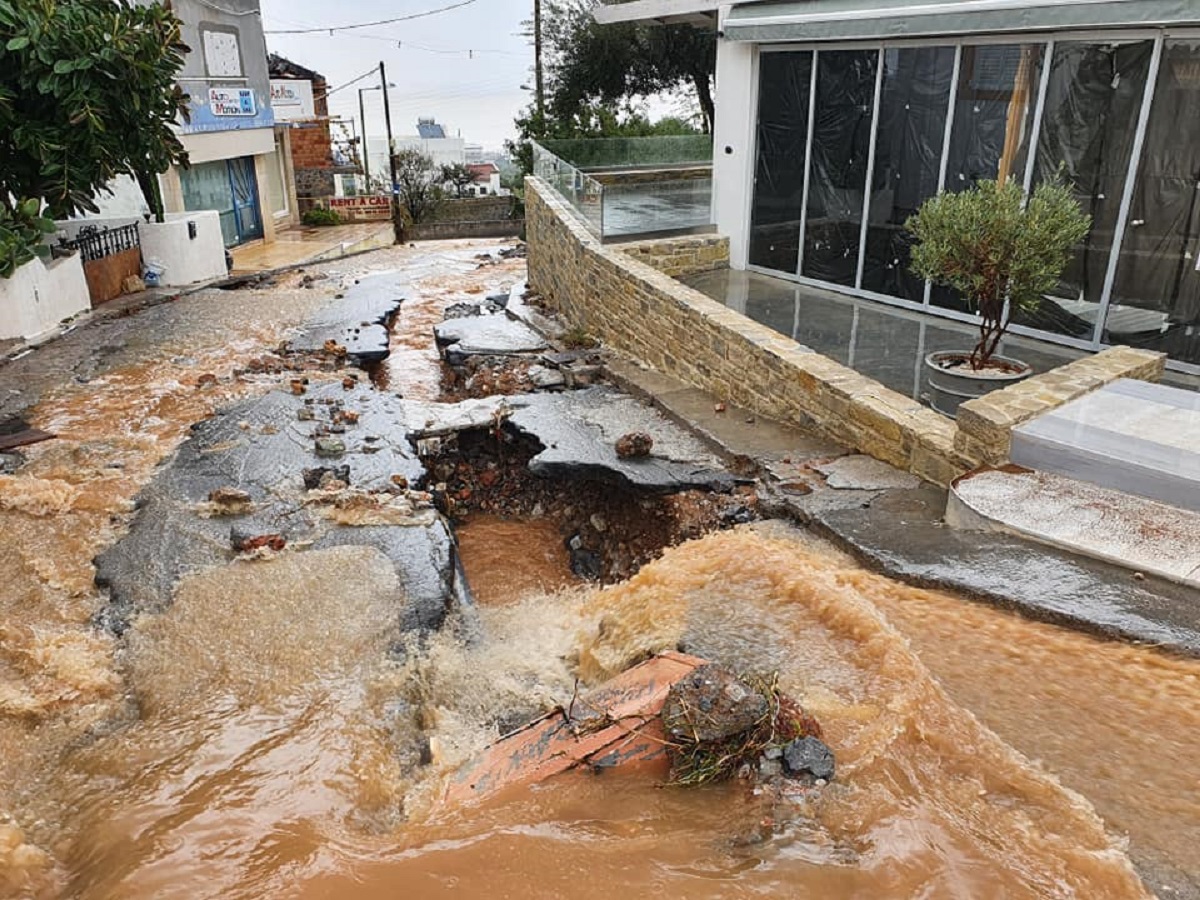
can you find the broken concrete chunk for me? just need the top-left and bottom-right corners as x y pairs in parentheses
(206, 486), (252, 513)
(303, 465), (351, 490)
(527, 365), (566, 390)
(782, 735), (835, 781)
(661, 664), (770, 742)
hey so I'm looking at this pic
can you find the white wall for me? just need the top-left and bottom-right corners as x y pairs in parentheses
(182, 126), (275, 165)
(712, 7), (757, 271)
(0, 253), (90, 342)
(139, 211), (227, 286)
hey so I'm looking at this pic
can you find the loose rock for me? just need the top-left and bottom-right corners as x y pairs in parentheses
(661, 664), (769, 742)
(315, 437), (346, 458)
(615, 431), (654, 459)
(207, 486), (252, 514)
(303, 465), (350, 490)
(782, 736), (835, 781)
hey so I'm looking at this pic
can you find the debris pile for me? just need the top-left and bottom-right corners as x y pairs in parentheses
(661, 665), (830, 787)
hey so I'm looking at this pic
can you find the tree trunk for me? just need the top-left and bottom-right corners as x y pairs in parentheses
(135, 169), (165, 223)
(693, 71), (715, 135)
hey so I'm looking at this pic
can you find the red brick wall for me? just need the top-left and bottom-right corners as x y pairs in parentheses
(286, 78), (332, 170)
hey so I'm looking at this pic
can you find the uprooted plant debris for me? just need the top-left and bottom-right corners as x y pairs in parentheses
(662, 665), (831, 787)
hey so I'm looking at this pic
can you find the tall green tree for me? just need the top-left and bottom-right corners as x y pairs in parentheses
(0, 0), (191, 221)
(542, 1), (715, 133)
(507, 0), (714, 173)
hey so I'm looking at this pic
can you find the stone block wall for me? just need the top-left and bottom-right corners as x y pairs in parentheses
(430, 196), (516, 224)
(527, 176), (967, 485)
(617, 234), (728, 279)
(955, 347), (1166, 464)
(526, 177), (1168, 487)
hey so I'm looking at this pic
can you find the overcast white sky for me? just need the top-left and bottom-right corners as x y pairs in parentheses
(260, 0), (536, 151)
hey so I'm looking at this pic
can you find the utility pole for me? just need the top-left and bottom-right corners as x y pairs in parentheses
(379, 60), (401, 243)
(358, 85), (370, 193)
(533, 0), (545, 124)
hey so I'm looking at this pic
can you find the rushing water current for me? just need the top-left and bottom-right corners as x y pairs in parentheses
(1, 245), (1197, 898)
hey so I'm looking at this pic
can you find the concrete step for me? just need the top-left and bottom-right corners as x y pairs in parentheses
(948, 466), (1200, 589)
(1010, 378), (1200, 513)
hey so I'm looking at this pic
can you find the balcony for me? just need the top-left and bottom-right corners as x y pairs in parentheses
(532, 136), (713, 242)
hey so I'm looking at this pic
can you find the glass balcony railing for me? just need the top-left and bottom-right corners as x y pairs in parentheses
(532, 138), (713, 241)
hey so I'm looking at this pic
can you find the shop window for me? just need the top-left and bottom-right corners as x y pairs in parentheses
(861, 45), (956, 303)
(934, 42), (1046, 311)
(1110, 39), (1200, 364)
(748, 51), (813, 274)
(801, 49), (879, 287)
(1015, 40), (1154, 339)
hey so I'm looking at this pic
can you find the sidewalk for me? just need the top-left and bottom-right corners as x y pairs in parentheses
(230, 222), (394, 274)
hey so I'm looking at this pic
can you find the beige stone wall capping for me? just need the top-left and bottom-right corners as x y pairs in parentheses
(525, 177), (1165, 487)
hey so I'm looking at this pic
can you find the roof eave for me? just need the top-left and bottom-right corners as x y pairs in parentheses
(593, 0), (718, 26)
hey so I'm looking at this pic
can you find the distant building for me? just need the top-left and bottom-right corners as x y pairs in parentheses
(269, 54), (349, 215)
(465, 163), (505, 197)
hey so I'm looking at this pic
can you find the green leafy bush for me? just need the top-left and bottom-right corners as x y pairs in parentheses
(302, 207), (341, 227)
(0, 198), (55, 279)
(906, 178), (1090, 369)
(0, 0), (190, 220)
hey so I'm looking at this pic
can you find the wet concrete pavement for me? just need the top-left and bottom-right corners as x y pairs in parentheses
(608, 357), (1200, 658)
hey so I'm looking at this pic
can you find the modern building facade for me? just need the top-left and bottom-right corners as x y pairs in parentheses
(597, 0), (1200, 375)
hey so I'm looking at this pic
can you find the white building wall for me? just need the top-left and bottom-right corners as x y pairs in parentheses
(0, 254), (90, 342)
(711, 6), (757, 271)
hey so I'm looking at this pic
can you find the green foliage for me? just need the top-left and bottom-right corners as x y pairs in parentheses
(507, 0), (713, 175)
(906, 178), (1090, 369)
(0, 197), (55, 279)
(301, 207), (341, 227)
(560, 324), (597, 350)
(441, 162), (476, 199)
(393, 149), (445, 225)
(0, 0), (191, 221)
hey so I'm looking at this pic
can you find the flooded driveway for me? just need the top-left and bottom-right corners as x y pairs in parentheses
(1, 239), (1197, 898)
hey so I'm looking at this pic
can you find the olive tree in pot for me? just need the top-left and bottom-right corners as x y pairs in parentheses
(906, 178), (1090, 417)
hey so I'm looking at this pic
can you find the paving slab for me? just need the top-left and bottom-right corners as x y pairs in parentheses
(815, 455), (921, 491)
(290, 271), (408, 363)
(806, 485), (1200, 657)
(434, 312), (548, 362)
(406, 387), (734, 492)
(949, 467), (1200, 588)
(94, 381), (454, 636)
(605, 357), (845, 464)
(1012, 378), (1200, 513)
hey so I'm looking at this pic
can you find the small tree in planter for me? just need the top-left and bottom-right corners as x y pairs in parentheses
(906, 178), (1090, 373)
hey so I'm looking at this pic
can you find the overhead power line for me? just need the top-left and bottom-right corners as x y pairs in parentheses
(263, 0), (480, 35)
(325, 65), (383, 98)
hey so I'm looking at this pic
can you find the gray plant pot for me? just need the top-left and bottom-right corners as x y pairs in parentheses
(924, 351), (1032, 418)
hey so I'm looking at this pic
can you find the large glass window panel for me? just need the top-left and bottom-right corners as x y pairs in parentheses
(861, 46), (955, 302)
(802, 49), (879, 286)
(1110, 39), (1200, 365)
(748, 51), (813, 273)
(934, 42), (1045, 311)
(180, 160), (238, 247)
(1016, 41), (1152, 339)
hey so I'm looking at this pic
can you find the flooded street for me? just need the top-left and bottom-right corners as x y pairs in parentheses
(1, 239), (1197, 898)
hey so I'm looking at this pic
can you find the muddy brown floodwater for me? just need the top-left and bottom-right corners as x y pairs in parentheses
(0, 241), (1197, 899)
(455, 515), (580, 605)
